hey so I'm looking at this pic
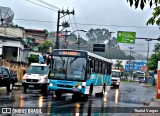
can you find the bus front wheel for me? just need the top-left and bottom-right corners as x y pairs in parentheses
(89, 84), (93, 96)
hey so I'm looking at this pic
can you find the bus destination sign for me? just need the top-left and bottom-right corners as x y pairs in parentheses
(59, 51), (80, 56)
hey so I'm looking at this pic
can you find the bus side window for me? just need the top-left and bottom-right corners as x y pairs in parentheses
(106, 62), (109, 75)
(102, 62), (105, 74)
(104, 63), (107, 75)
(108, 63), (112, 75)
(92, 59), (95, 73)
(95, 59), (98, 73)
(99, 60), (102, 74)
(87, 58), (91, 74)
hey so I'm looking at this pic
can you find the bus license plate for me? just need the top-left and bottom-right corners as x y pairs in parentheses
(29, 85), (34, 88)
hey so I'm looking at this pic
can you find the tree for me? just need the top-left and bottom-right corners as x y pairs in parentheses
(27, 54), (39, 64)
(153, 43), (160, 53)
(38, 40), (53, 53)
(86, 28), (111, 43)
(114, 60), (124, 70)
(127, 0), (160, 26)
(148, 43), (160, 72)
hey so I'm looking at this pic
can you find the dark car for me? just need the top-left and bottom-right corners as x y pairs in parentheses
(0, 66), (17, 92)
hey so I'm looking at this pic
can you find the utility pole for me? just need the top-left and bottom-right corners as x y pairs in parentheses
(77, 34), (81, 50)
(129, 47), (134, 77)
(55, 9), (74, 49)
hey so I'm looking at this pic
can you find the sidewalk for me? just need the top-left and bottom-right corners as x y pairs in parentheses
(130, 83), (160, 116)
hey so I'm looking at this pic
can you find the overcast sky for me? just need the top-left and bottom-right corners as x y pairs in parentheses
(1, 0), (160, 58)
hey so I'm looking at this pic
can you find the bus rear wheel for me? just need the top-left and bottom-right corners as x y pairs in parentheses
(102, 84), (106, 95)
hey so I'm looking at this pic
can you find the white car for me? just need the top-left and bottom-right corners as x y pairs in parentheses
(22, 63), (49, 93)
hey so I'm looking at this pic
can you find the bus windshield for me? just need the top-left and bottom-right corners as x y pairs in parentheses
(111, 71), (121, 78)
(51, 56), (86, 81)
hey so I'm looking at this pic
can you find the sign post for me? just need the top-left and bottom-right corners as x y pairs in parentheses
(156, 61), (160, 99)
(117, 31), (136, 44)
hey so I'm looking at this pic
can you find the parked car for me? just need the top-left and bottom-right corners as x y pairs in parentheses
(22, 63), (49, 93)
(137, 76), (145, 83)
(0, 66), (17, 92)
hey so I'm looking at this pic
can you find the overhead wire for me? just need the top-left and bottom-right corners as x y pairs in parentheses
(36, 0), (60, 10)
(26, 0), (58, 11)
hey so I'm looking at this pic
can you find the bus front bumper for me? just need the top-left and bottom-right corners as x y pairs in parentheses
(48, 85), (84, 93)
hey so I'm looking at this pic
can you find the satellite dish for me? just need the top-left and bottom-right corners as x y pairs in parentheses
(0, 6), (14, 27)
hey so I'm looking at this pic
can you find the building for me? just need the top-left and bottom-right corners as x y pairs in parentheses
(0, 35), (26, 62)
(0, 27), (24, 38)
(24, 29), (48, 44)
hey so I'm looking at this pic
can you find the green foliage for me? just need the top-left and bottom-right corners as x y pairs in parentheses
(127, 0), (160, 26)
(27, 54), (39, 63)
(123, 72), (129, 78)
(38, 40), (53, 52)
(148, 43), (160, 72)
(114, 60), (123, 69)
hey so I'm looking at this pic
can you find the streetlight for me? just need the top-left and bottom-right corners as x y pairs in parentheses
(108, 32), (114, 59)
(60, 30), (87, 49)
(70, 30), (87, 50)
(136, 37), (160, 77)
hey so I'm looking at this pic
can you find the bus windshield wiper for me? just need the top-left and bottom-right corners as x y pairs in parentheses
(70, 57), (78, 65)
(60, 56), (65, 66)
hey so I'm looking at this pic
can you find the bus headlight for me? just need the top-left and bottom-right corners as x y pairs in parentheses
(82, 82), (86, 86)
(77, 85), (82, 89)
(49, 83), (54, 86)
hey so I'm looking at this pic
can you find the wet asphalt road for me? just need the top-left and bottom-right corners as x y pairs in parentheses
(0, 81), (156, 116)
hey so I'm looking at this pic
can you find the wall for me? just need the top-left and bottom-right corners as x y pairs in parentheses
(0, 27), (24, 38)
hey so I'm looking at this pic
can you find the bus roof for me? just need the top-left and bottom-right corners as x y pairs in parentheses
(53, 49), (112, 63)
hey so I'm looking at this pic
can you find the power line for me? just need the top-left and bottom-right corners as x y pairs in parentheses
(75, 22), (160, 29)
(26, 0), (58, 11)
(73, 15), (79, 35)
(14, 18), (160, 29)
(14, 19), (57, 23)
(68, 15), (75, 32)
(36, 0), (60, 10)
(121, 49), (154, 52)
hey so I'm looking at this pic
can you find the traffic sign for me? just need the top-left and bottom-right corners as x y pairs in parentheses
(93, 44), (105, 52)
(117, 31), (136, 44)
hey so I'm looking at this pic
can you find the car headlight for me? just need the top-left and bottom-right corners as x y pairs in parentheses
(116, 82), (119, 85)
(49, 83), (54, 86)
(82, 82), (86, 86)
(39, 79), (45, 83)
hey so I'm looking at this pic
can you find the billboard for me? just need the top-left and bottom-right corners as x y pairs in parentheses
(117, 31), (136, 44)
(124, 61), (147, 71)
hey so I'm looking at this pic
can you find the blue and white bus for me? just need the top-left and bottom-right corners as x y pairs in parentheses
(48, 49), (112, 98)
